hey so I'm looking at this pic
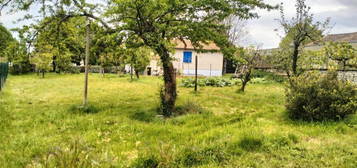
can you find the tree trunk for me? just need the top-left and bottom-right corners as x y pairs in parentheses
(240, 70), (251, 92)
(52, 59), (57, 72)
(42, 70), (45, 78)
(101, 67), (105, 77)
(292, 43), (300, 76)
(156, 46), (177, 117)
(135, 70), (140, 79)
(240, 81), (247, 92)
(83, 19), (90, 106)
(130, 65), (133, 80)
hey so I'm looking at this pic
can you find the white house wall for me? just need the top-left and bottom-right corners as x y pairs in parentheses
(147, 49), (224, 77)
(173, 49), (223, 76)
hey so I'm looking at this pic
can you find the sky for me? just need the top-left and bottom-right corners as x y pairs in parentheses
(1, 0), (357, 49)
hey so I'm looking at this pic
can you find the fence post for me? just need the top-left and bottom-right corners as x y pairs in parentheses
(0, 62), (9, 91)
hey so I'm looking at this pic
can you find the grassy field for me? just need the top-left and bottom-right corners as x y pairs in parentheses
(0, 73), (356, 168)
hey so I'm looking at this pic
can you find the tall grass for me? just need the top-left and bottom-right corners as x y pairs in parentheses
(0, 73), (356, 167)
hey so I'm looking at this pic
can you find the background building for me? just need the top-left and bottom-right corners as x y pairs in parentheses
(147, 40), (224, 77)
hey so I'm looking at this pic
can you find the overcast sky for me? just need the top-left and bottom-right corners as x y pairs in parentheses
(1, 0), (357, 49)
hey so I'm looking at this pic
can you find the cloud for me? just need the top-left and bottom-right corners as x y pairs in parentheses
(1, 0), (357, 49)
(245, 0), (357, 49)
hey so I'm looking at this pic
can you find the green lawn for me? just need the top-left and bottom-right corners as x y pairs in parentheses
(0, 73), (356, 168)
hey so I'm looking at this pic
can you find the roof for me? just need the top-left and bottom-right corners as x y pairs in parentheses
(172, 39), (220, 51)
(323, 32), (357, 43)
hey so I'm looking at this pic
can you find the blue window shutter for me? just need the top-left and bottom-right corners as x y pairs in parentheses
(183, 51), (192, 63)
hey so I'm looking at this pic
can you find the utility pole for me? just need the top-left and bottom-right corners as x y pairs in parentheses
(83, 18), (90, 106)
(195, 54), (198, 92)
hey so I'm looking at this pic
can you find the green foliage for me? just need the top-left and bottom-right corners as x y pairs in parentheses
(286, 71), (357, 121)
(0, 24), (15, 59)
(181, 77), (238, 88)
(323, 42), (357, 70)
(6, 41), (32, 75)
(125, 47), (152, 77)
(32, 44), (56, 77)
(273, 0), (329, 76)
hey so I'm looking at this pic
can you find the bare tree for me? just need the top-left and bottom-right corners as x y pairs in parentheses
(224, 15), (250, 46)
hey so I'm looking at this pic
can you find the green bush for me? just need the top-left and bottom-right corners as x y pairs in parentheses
(286, 71), (357, 121)
(181, 77), (238, 88)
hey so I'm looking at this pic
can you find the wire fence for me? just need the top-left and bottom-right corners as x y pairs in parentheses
(0, 62), (9, 91)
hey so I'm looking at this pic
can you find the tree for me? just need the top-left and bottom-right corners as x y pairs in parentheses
(0, 24), (14, 60)
(323, 42), (357, 71)
(3, 29), (32, 74)
(32, 44), (56, 78)
(235, 46), (261, 92)
(125, 47), (152, 79)
(277, 0), (329, 77)
(107, 0), (276, 117)
(3, 0), (276, 116)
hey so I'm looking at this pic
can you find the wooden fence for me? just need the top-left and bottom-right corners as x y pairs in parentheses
(0, 62), (9, 91)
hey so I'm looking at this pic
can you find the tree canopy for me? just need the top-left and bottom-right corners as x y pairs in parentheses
(1, 0), (277, 116)
(0, 24), (14, 60)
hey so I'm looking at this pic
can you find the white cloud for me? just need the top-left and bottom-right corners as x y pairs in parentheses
(246, 0), (357, 49)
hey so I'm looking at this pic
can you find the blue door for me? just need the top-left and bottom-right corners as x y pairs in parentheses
(183, 51), (192, 63)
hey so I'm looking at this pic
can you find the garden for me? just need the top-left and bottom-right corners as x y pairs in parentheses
(0, 73), (356, 167)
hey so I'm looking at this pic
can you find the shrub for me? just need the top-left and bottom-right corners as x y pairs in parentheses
(64, 66), (81, 74)
(286, 71), (357, 121)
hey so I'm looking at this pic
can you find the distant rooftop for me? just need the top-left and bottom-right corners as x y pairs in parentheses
(172, 39), (220, 51)
(323, 32), (357, 43)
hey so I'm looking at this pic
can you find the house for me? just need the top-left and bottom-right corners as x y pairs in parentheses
(146, 40), (224, 76)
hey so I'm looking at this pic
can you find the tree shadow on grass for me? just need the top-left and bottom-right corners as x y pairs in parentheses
(68, 104), (101, 114)
(129, 109), (160, 123)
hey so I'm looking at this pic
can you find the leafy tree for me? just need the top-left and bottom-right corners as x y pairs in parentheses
(323, 42), (357, 71)
(32, 16), (86, 72)
(0, 24), (14, 61)
(235, 46), (261, 92)
(125, 47), (152, 79)
(32, 44), (56, 78)
(276, 0), (329, 77)
(3, 29), (32, 74)
(3, 0), (276, 116)
(107, 0), (276, 116)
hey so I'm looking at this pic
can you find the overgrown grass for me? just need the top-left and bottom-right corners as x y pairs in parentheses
(0, 73), (356, 167)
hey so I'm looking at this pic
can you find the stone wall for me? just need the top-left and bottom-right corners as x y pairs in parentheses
(337, 71), (357, 83)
